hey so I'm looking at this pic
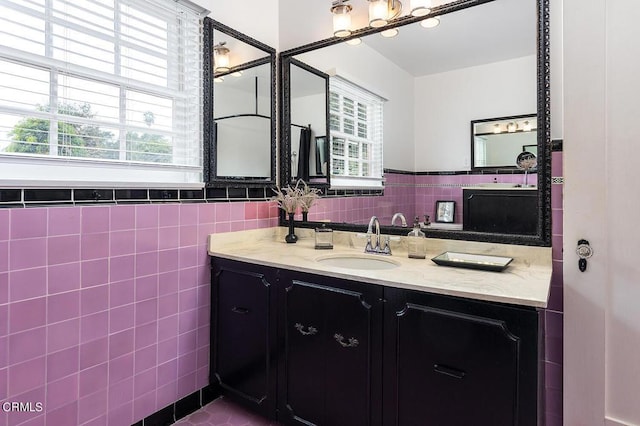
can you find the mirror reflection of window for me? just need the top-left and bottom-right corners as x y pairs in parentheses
(329, 76), (384, 189)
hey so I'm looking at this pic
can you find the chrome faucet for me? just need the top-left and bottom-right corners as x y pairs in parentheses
(391, 212), (407, 227)
(365, 216), (391, 255)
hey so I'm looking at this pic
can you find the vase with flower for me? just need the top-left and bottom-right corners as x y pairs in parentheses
(298, 180), (321, 222)
(273, 183), (303, 243)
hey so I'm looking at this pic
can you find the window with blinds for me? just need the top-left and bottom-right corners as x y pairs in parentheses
(0, 0), (207, 187)
(329, 76), (384, 189)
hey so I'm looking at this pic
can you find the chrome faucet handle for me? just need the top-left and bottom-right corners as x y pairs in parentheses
(380, 235), (392, 255)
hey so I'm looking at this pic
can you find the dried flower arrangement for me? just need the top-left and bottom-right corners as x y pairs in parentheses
(273, 179), (321, 214)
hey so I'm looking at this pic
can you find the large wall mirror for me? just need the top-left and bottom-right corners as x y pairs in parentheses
(279, 0), (550, 246)
(203, 18), (276, 186)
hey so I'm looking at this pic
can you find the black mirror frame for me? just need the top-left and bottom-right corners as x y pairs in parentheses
(203, 18), (277, 188)
(470, 113), (538, 171)
(277, 0), (551, 247)
(279, 57), (331, 188)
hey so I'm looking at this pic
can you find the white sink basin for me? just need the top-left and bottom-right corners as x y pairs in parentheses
(315, 254), (399, 270)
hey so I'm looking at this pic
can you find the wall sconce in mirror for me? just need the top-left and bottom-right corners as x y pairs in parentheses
(331, 0), (353, 37)
(368, 0), (403, 27)
(213, 42), (230, 73)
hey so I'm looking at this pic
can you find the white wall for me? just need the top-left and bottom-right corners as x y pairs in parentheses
(414, 55), (537, 172)
(296, 43), (415, 171)
(206, 0), (279, 49)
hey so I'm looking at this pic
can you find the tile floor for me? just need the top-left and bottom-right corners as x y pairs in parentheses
(173, 397), (280, 426)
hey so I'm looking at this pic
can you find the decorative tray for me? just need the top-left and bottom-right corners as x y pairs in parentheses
(431, 252), (513, 272)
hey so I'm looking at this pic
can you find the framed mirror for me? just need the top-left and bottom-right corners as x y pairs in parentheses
(279, 0), (550, 246)
(203, 18), (276, 186)
(472, 114), (538, 170)
(281, 58), (330, 185)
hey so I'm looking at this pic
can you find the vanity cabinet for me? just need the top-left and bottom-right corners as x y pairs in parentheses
(209, 258), (278, 420)
(277, 270), (383, 426)
(210, 258), (541, 426)
(463, 189), (538, 235)
(383, 287), (541, 426)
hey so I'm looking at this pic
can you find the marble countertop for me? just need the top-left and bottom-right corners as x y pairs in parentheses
(208, 227), (552, 308)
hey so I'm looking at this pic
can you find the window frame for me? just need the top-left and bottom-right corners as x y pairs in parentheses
(329, 76), (384, 189)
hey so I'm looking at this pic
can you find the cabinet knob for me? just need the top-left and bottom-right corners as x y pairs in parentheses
(294, 323), (318, 336)
(334, 333), (359, 348)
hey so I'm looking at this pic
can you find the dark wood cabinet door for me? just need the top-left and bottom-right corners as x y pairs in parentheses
(384, 288), (540, 426)
(463, 189), (538, 235)
(279, 272), (383, 426)
(210, 259), (277, 419)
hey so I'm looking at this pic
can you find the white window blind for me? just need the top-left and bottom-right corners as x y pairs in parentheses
(329, 76), (384, 189)
(0, 0), (207, 187)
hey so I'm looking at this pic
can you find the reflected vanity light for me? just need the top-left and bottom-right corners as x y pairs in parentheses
(346, 37), (362, 45)
(213, 42), (230, 73)
(214, 76), (224, 83)
(420, 16), (440, 28)
(507, 122), (517, 133)
(381, 28), (399, 37)
(368, 0), (402, 28)
(493, 124), (501, 134)
(331, 0), (353, 37)
(231, 71), (243, 77)
(523, 120), (532, 132)
(410, 0), (431, 17)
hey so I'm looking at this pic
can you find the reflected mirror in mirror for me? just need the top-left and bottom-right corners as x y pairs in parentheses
(288, 59), (329, 184)
(203, 18), (276, 185)
(472, 114), (537, 170)
(215, 63), (271, 178)
(280, 0), (550, 246)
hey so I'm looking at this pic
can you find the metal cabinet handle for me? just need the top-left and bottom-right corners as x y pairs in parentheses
(334, 333), (359, 348)
(434, 364), (466, 379)
(231, 306), (250, 314)
(294, 323), (318, 336)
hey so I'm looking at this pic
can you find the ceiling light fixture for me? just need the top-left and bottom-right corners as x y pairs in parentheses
(331, 0), (353, 37)
(410, 0), (431, 17)
(213, 42), (230, 73)
(368, 0), (402, 28)
(419, 16), (440, 28)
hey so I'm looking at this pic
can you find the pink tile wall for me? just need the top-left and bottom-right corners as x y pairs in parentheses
(305, 172), (538, 227)
(0, 202), (278, 426)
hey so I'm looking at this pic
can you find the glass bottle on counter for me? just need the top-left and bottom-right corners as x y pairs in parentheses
(407, 216), (427, 259)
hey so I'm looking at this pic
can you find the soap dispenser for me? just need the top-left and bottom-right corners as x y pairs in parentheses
(407, 216), (427, 259)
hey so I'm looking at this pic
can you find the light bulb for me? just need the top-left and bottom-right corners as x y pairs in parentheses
(410, 0), (431, 17)
(493, 124), (501, 134)
(213, 43), (230, 73)
(523, 121), (532, 132)
(332, 3), (353, 37)
(420, 16), (440, 28)
(381, 28), (399, 38)
(369, 0), (389, 28)
(507, 122), (517, 133)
